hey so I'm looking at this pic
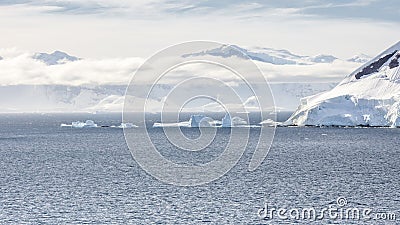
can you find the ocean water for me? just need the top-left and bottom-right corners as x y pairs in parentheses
(0, 114), (399, 224)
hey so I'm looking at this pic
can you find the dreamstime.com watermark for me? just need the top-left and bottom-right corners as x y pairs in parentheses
(258, 197), (397, 222)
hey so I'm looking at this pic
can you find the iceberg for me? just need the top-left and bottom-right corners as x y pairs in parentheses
(152, 115), (212, 128)
(73, 120), (98, 128)
(286, 41), (400, 127)
(221, 114), (231, 127)
(189, 114), (212, 127)
(221, 114), (248, 127)
(152, 121), (190, 128)
(259, 119), (282, 127)
(110, 123), (139, 129)
(117, 123), (138, 128)
(61, 120), (98, 128)
(152, 114), (257, 128)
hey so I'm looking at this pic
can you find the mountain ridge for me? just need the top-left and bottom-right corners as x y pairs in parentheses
(183, 44), (369, 65)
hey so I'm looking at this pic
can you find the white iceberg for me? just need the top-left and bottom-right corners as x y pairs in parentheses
(286, 41), (400, 127)
(153, 121), (190, 128)
(154, 115), (213, 128)
(153, 114), (217, 127)
(259, 119), (282, 127)
(61, 120), (98, 128)
(189, 114), (212, 127)
(117, 123), (138, 128)
(152, 114), (259, 128)
(221, 114), (248, 127)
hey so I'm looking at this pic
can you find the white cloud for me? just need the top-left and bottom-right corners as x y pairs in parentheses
(256, 60), (361, 83)
(0, 50), (143, 85)
(0, 0), (399, 61)
(0, 48), (362, 86)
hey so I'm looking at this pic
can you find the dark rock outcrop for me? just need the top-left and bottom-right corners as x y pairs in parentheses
(355, 51), (397, 79)
(389, 53), (400, 69)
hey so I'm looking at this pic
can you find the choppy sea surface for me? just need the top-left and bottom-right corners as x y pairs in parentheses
(0, 113), (399, 224)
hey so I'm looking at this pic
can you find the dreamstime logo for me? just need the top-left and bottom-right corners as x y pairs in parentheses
(336, 197), (347, 207)
(122, 41), (276, 186)
(258, 197), (397, 222)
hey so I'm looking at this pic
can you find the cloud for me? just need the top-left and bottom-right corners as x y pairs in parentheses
(0, 0), (399, 61)
(0, 49), (143, 85)
(256, 60), (361, 83)
(0, 0), (398, 23)
(0, 48), (362, 86)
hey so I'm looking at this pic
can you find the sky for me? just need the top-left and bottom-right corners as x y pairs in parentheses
(0, 0), (399, 59)
(0, 0), (399, 86)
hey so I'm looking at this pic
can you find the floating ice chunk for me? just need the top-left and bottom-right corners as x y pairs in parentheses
(71, 121), (85, 128)
(118, 123), (138, 128)
(152, 114), (254, 128)
(189, 114), (212, 127)
(259, 119), (282, 127)
(222, 114), (247, 127)
(153, 121), (190, 128)
(61, 120), (98, 128)
(83, 120), (97, 127)
(153, 115), (214, 128)
(221, 114), (231, 127)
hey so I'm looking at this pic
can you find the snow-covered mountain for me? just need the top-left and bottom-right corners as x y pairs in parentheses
(286, 41), (400, 127)
(183, 45), (363, 65)
(33, 51), (80, 65)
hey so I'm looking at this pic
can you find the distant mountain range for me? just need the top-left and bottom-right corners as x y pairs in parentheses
(183, 45), (371, 65)
(0, 46), (371, 66)
(0, 45), (373, 113)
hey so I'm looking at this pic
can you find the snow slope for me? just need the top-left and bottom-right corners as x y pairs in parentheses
(286, 41), (400, 127)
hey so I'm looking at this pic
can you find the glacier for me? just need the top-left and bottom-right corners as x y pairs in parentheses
(286, 41), (400, 127)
